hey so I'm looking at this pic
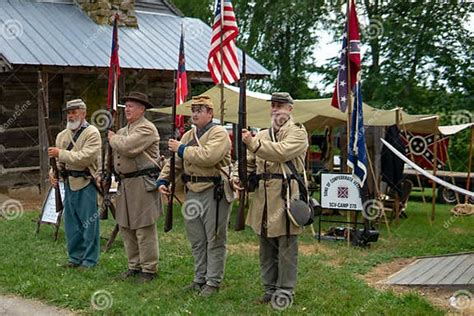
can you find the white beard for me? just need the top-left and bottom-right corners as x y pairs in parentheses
(66, 119), (81, 130)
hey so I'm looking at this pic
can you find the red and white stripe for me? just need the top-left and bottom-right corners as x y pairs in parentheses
(208, 0), (240, 85)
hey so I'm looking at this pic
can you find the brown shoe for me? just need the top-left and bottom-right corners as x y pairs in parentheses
(137, 271), (157, 283)
(255, 293), (273, 304)
(116, 269), (141, 280)
(199, 284), (218, 297)
(183, 282), (205, 293)
(61, 262), (80, 268)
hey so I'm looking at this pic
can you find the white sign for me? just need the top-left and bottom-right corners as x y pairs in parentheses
(41, 182), (65, 224)
(321, 173), (363, 211)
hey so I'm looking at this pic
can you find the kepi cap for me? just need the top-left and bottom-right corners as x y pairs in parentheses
(267, 92), (294, 105)
(64, 99), (86, 111)
(187, 95), (214, 109)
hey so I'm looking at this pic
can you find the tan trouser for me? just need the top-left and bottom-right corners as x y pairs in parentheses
(120, 223), (159, 273)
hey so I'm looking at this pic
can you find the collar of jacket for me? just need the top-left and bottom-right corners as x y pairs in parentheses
(128, 115), (146, 129)
(196, 120), (215, 137)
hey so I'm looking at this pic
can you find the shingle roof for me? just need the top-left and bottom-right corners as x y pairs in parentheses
(0, 0), (270, 76)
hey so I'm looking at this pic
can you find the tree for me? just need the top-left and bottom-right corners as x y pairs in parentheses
(171, 0), (328, 98)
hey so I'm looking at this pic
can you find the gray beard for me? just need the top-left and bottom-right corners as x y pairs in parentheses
(66, 119), (81, 130)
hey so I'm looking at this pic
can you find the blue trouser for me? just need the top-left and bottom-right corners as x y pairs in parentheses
(63, 182), (100, 267)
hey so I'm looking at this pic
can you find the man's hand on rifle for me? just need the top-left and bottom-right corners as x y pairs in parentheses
(231, 179), (244, 192)
(107, 130), (116, 141)
(168, 139), (182, 153)
(158, 184), (171, 196)
(49, 172), (59, 187)
(48, 147), (60, 158)
(242, 129), (253, 145)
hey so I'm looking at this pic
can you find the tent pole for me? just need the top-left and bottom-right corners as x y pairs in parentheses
(466, 125), (473, 203)
(431, 117), (440, 223)
(444, 139), (461, 204)
(399, 111), (427, 204)
(394, 109), (401, 223)
(365, 143), (391, 236)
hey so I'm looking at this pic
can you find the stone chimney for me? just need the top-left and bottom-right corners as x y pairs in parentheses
(75, 0), (138, 27)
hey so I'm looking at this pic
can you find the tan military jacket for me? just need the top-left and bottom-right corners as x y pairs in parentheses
(109, 116), (162, 229)
(160, 124), (232, 194)
(242, 118), (308, 238)
(56, 123), (101, 191)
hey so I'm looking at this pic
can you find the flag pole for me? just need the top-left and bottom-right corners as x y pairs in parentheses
(345, 0), (353, 247)
(219, 0), (225, 125)
(345, 0), (352, 174)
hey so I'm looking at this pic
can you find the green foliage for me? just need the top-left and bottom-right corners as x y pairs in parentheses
(170, 0), (473, 170)
(0, 200), (472, 314)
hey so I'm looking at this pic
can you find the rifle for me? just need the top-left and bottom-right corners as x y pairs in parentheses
(39, 71), (63, 214)
(164, 71), (177, 233)
(235, 51), (247, 231)
(99, 78), (120, 252)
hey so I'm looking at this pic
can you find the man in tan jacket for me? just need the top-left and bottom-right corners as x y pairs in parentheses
(234, 92), (308, 307)
(108, 92), (162, 283)
(48, 99), (101, 268)
(158, 95), (233, 297)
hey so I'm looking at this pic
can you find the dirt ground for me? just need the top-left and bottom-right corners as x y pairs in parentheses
(0, 186), (44, 212)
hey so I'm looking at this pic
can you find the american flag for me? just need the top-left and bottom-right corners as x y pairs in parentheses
(208, 0), (240, 85)
(331, 0), (361, 113)
(176, 27), (188, 135)
(107, 14), (120, 112)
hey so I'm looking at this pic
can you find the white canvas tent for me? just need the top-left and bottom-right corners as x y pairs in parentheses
(150, 85), (439, 132)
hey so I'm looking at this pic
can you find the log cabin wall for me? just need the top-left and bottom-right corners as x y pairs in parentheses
(0, 68), (175, 191)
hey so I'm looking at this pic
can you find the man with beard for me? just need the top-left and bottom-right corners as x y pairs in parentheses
(108, 92), (162, 283)
(233, 92), (308, 306)
(48, 99), (101, 268)
(157, 95), (233, 297)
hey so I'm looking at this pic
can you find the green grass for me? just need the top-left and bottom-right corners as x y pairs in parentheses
(0, 200), (472, 315)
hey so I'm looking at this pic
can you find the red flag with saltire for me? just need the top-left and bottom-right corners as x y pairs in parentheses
(176, 26), (188, 135)
(107, 14), (120, 112)
(331, 0), (361, 113)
